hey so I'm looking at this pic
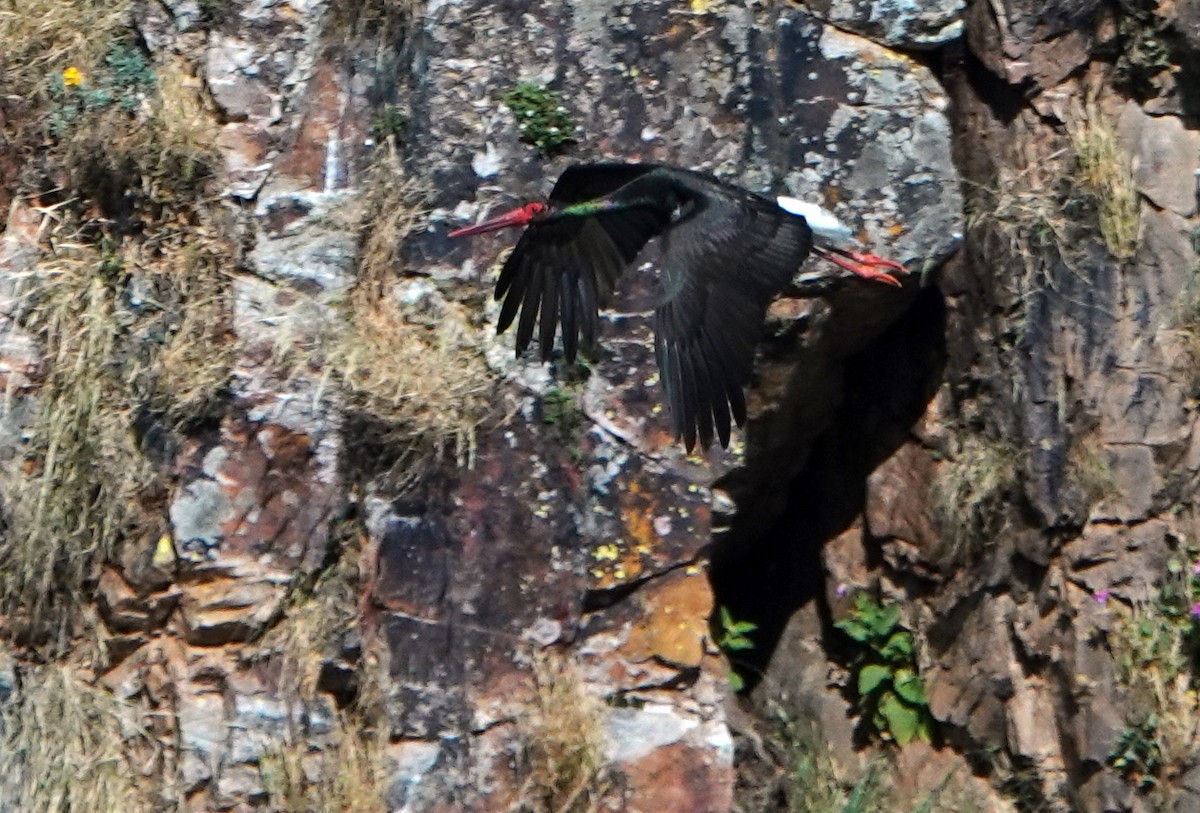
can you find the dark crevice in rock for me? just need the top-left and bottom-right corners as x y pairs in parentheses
(958, 45), (1036, 126)
(710, 285), (947, 690)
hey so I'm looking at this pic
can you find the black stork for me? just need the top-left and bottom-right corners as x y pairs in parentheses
(449, 162), (907, 451)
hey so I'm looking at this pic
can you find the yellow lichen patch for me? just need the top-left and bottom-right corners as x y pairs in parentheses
(624, 571), (713, 668)
(592, 543), (620, 561)
(588, 546), (646, 590)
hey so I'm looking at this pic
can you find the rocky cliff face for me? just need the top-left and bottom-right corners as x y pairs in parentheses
(0, 0), (1198, 811)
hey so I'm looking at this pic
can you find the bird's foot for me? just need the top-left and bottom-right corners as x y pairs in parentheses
(841, 249), (907, 274)
(814, 246), (907, 287)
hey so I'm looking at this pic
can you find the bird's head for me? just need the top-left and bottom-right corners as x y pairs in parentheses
(449, 201), (547, 238)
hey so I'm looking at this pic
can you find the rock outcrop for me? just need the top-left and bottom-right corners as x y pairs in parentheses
(0, 0), (1198, 811)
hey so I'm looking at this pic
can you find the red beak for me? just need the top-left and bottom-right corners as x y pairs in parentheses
(449, 205), (535, 238)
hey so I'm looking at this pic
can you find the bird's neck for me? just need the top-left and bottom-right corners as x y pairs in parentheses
(557, 197), (649, 218)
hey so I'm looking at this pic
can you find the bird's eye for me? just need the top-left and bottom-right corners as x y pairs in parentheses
(527, 202), (545, 217)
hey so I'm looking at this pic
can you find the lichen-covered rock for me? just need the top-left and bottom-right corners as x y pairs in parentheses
(20, 0), (1200, 807)
(802, 0), (965, 49)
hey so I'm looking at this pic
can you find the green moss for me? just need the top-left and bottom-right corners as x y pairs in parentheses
(503, 81), (577, 155)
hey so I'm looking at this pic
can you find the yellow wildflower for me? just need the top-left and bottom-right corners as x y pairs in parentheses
(62, 66), (83, 87)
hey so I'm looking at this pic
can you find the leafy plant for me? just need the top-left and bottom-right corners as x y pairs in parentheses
(48, 39), (156, 136)
(103, 41), (155, 110)
(835, 593), (934, 746)
(503, 81), (576, 155)
(717, 606), (757, 692)
(1109, 715), (1163, 789)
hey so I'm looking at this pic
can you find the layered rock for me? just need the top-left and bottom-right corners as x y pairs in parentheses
(6, 0), (1200, 811)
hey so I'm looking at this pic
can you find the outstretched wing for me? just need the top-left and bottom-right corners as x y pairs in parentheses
(653, 179), (813, 450)
(494, 163), (812, 451)
(494, 164), (673, 362)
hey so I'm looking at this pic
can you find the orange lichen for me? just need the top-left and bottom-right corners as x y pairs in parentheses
(624, 571), (713, 668)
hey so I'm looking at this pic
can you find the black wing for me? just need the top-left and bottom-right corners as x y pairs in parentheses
(652, 176), (813, 450)
(494, 164), (673, 362)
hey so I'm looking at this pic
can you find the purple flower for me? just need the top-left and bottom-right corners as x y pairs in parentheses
(1192, 560), (1200, 576)
(1094, 589), (1110, 605)
(836, 583), (848, 598)
(1190, 602), (1200, 619)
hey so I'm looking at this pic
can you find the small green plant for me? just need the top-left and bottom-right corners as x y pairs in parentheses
(103, 41), (155, 110)
(835, 593), (934, 746)
(540, 387), (575, 426)
(1105, 543), (1200, 800)
(1114, 0), (1173, 99)
(503, 82), (576, 155)
(1109, 715), (1164, 789)
(369, 103), (406, 143)
(717, 606), (757, 692)
(48, 39), (156, 136)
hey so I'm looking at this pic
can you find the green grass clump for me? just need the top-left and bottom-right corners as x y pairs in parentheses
(835, 593), (935, 747)
(1103, 543), (1200, 802)
(503, 82), (576, 155)
(1068, 101), (1140, 259)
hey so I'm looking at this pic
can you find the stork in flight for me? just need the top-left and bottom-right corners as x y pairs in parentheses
(449, 162), (908, 451)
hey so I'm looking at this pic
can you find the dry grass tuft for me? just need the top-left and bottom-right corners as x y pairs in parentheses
(765, 701), (981, 813)
(144, 58), (221, 196)
(334, 148), (493, 469)
(334, 293), (490, 467)
(0, 211), (233, 648)
(260, 707), (390, 813)
(1068, 101), (1140, 259)
(263, 518), (365, 700)
(135, 232), (235, 427)
(932, 435), (1020, 559)
(1066, 434), (1118, 510)
(0, 242), (158, 648)
(0, 662), (158, 812)
(516, 651), (608, 813)
(259, 518), (390, 812)
(323, 0), (421, 49)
